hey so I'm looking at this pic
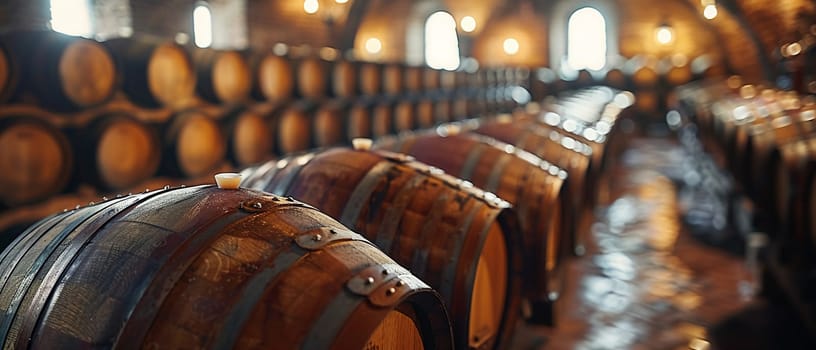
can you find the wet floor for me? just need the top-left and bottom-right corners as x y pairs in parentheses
(513, 137), (814, 350)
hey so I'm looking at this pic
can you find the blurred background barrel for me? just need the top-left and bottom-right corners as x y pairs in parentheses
(1, 31), (116, 111)
(0, 185), (454, 349)
(160, 108), (226, 178)
(192, 48), (251, 105)
(220, 105), (273, 167)
(250, 52), (294, 103)
(0, 107), (72, 206)
(241, 147), (523, 349)
(105, 37), (196, 109)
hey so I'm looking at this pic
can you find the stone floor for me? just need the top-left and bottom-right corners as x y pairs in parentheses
(512, 137), (815, 349)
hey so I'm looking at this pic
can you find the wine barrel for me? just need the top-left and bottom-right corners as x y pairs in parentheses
(436, 98), (454, 124)
(383, 63), (404, 95)
(221, 106), (274, 167)
(416, 98), (436, 129)
(313, 101), (346, 148)
(241, 148), (524, 349)
(359, 62), (382, 96)
(105, 37), (196, 108)
(0, 41), (10, 103)
(296, 57), (329, 99)
(440, 70), (457, 91)
(251, 53), (294, 102)
(1, 31), (116, 111)
(375, 131), (568, 324)
(193, 49), (252, 104)
(473, 118), (593, 255)
(424, 68), (441, 92)
(0, 184), (454, 349)
(0, 109), (72, 206)
(604, 68), (627, 90)
(347, 101), (372, 140)
(276, 102), (312, 154)
(394, 100), (417, 133)
(372, 102), (395, 138)
(332, 60), (357, 98)
(74, 110), (161, 191)
(161, 109), (226, 178)
(665, 64), (693, 86)
(404, 66), (423, 93)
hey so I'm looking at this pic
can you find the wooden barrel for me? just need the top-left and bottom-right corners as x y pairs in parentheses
(424, 68), (441, 91)
(74, 110), (161, 191)
(604, 68), (627, 90)
(1, 31), (116, 111)
(440, 70), (457, 91)
(332, 60), (357, 98)
(161, 109), (226, 178)
(375, 131), (568, 324)
(241, 148), (524, 349)
(665, 64), (693, 86)
(394, 100), (416, 133)
(0, 185), (454, 349)
(347, 101), (372, 140)
(0, 109), (72, 206)
(105, 38), (196, 109)
(193, 49), (252, 104)
(313, 102), (346, 147)
(435, 98), (454, 124)
(359, 62), (382, 96)
(276, 103), (312, 154)
(221, 106), (274, 167)
(404, 66), (423, 93)
(372, 102), (394, 138)
(251, 53), (294, 102)
(473, 119), (593, 255)
(416, 99), (436, 129)
(383, 63), (404, 95)
(296, 57), (328, 99)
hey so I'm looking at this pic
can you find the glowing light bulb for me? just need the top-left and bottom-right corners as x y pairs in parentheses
(460, 16), (476, 33)
(503, 38), (519, 55)
(365, 38), (382, 54)
(304, 0), (319, 14)
(656, 27), (673, 45)
(703, 5), (718, 20)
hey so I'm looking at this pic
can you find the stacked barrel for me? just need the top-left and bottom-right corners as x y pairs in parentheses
(0, 29), (636, 348)
(676, 78), (816, 333)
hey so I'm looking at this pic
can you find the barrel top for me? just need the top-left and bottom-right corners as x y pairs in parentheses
(148, 42), (196, 107)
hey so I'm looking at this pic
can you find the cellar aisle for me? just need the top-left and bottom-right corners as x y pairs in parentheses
(514, 137), (813, 350)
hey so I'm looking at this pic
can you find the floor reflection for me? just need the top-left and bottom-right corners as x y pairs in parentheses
(513, 138), (779, 350)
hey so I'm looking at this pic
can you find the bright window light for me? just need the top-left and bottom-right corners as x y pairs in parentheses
(460, 16), (476, 33)
(503, 38), (520, 55)
(193, 5), (213, 48)
(425, 11), (460, 70)
(50, 0), (93, 37)
(703, 5), (718, 20)
(567, 7), (607, 70)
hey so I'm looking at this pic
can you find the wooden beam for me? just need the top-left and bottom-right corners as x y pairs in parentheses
(338, 0), (372, 51)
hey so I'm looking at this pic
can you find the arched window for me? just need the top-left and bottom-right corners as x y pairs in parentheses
(567, 7), (606, 70)
(424, 11), (460, 71)
(193, 4), (213, 48)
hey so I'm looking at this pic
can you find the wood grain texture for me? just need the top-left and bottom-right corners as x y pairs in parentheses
(0, 185), (453, 349)
(241, 148), (525, 349)
(375, 131), (567, 323)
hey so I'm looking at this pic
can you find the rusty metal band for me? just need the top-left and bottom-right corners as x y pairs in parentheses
(374, 174), (428, 253)
(484, 153), (514, 193)
(340, 160), (397, 228)
(272, 153), (316, 196)
(459, 143), (487, 180)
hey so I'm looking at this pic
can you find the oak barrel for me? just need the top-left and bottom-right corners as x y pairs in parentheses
(394, 100), (417, 133)
(193, 49), (252, 104)
(347, 101), (373, 140)
(359, 62), (382, 96)
(1, 31), (116, 111)
(221, 106), (274, 167)
(241, 148), (524, 349)
(372, 102), (395, 138)
(424, 68), (441, 91)
(332, 60), (358, 98)
(474, 118), (593, 255)
(632, 65), (660, 113)
(376, 131), (569, 324)
(105, 37), (196, 108)
(74, 110), (161, 191)
(383, 63), (404, 95)
(0, 185), (454, 349)
(404, 66), (423, 93)
(160, 109), (226, 178)
(251, 53), (294, 102)
(296, 57), (329, 99)
(0, 110), (73, 206)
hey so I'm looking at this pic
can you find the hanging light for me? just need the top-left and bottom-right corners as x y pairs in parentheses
(655, 20), (674, 45)
(703, 4), (718, 20)
(304, 0), (319, 14)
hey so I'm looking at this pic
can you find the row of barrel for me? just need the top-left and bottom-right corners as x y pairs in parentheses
(676, 79), (816, 330)
(0, 30), (527, 112)
(0, 83), (522, 208)
(0, 86), (632, 349)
